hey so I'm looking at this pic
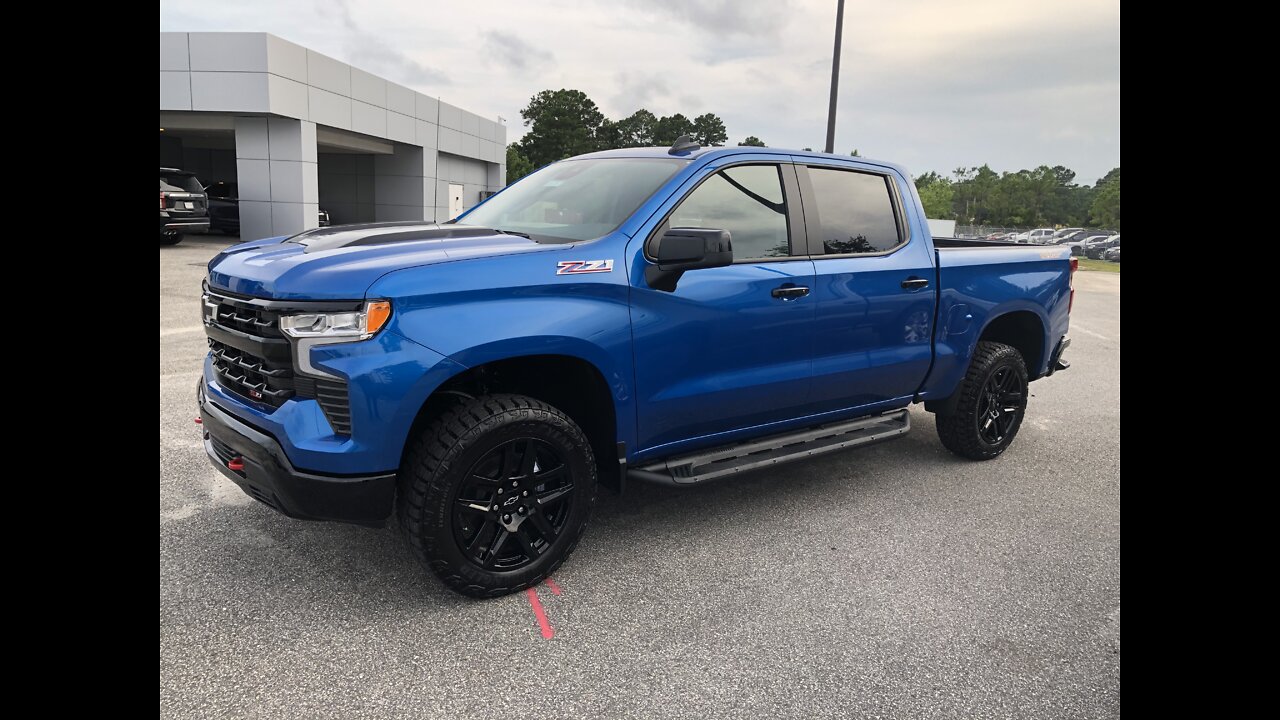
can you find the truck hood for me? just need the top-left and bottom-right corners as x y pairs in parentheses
(207, 222), (559, 299)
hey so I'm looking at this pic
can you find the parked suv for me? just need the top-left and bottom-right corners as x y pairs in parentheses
(205, 180), (331, 236)
(160, 168), (209, 245)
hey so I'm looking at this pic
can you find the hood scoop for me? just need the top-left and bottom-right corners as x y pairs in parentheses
(289, 222), (497, 253)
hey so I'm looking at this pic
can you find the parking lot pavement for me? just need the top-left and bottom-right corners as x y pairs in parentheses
(161, 238), (1120, 720)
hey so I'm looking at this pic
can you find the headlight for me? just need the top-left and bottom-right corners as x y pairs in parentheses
(280, 300), (391, 340)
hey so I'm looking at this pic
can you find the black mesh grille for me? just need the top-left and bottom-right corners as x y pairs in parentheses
(204, 287), (353, 436)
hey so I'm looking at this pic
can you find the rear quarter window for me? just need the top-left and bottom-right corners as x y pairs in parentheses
(807, 167), (902, 254)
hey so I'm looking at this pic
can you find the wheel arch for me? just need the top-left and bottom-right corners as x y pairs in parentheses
(976, 310), (1046, 379)
(402, 353), (623, 493)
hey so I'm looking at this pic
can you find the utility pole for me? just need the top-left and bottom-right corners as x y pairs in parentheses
(824, 0), (846, 154)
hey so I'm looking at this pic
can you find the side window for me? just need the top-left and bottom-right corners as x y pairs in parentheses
(669, 165), (790, 259)
(807, 167), (902, 254)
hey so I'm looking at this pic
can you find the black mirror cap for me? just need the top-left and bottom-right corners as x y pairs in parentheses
(645, 227), (733, 292)
(656, 227), (731, 265)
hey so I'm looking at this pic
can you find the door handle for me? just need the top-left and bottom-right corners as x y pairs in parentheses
(771, 284), (810, 300)
(901, 277), (930, 290)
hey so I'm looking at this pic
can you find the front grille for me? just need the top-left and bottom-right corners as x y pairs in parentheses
(204, 287), (354, 436)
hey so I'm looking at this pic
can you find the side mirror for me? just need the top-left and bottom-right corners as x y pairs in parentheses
(645, 227), (733, 292)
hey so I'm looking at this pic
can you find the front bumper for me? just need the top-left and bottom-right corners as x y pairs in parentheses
(198, 382), (396, 527)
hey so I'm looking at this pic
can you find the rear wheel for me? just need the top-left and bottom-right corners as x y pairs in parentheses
(159, 233), (183, 246)
(397, 394), (597, 598)
(935, 341), (1028, 460)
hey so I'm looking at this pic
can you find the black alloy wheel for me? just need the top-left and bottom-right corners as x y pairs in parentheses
(453, 438), (575, 571)
(976, 366), (1023, 445)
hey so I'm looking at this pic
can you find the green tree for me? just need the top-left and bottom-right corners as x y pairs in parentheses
(738, 136), (766, 147)
(505, 145), (534, 184)
(850, 149), (860, 157)
(915, 171), (954, 219)
(615, 109), (657, 147)
(515, 89), (605, 167)
(1090, 167), (1120, 227)
(692, 113), (728, 146)
(653, 113), (695, 145)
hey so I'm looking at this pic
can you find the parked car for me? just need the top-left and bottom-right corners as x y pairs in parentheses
(1103, 246), (1120, 262)
(1085, 234), (1121, 259)
(1073, 234), (1110, 255)
(203, 180), (332, 235)
(198, 142), (1076, 598)
(1053, 230), (1093, 244)
(1013, 228), (1057, 244)
(205, 181), (240, 235)
(1050, 228), (1084, 243)
(160, 168), (209, 245)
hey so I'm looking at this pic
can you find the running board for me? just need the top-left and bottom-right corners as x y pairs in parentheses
(629, 409), (911, 487)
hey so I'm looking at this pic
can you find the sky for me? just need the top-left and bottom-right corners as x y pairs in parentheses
(160, 0), (1120, 184)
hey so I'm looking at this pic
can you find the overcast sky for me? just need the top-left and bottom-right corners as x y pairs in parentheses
(161, 0), (1120, 183)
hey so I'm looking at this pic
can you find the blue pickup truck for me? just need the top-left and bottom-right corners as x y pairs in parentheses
(198, 140), (1074, 597)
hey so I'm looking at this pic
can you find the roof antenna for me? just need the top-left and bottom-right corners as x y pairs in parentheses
(668, 135), (700, 155)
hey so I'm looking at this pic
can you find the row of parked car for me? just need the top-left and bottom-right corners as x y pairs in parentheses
(975, 227), (1120, 263)
(160, 168), (329, 245)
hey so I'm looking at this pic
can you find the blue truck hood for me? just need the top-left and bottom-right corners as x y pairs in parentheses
(207, 222), (558, 300)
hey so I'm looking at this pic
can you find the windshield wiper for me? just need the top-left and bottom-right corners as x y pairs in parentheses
(495, 228), (532, 239)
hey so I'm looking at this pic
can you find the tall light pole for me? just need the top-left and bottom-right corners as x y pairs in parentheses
(824, 0), (846, 154)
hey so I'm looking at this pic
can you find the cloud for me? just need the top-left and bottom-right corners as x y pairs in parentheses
(324, 0), (449, 86)
(482, 30), (555, 73)
(160, 0), (1120, 183)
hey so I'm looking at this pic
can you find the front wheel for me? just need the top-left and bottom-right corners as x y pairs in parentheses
(397, 394), (597, 598)
(935, 341), (1028, 460)
(159, 233), (183, 246)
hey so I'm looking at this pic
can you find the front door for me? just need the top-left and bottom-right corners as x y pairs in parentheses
(449, 184), (464, 219)
(629, 163), (817, 454)
(796, 163), (935, 413)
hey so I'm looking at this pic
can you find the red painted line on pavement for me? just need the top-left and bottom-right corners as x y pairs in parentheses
(525, 588), (554, 639)
(544, 578), (563, 596)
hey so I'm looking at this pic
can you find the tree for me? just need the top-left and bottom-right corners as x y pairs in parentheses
(1090, 167), (1120, 227)
(505, 145), (534, 184)
(850, 149), (860, 157)
(614, 109), (657, 147)
(653, 113), (695, 145)
(738, 136), (766, 147)
(692, 113), (727, 146)
(915, 172), (954, 219)
(515, 89), (605, 167)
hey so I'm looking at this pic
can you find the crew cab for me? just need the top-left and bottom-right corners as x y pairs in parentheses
(197, 140), (1074, 597)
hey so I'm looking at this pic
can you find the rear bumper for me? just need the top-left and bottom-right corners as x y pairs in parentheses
(198, 382), (396, 527)
(161, 216), (210, 234)
(1047, 335), (1071, 375)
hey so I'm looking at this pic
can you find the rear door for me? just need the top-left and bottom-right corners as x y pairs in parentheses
(629, 162), (817, 453)
(795, 162), (935, 414)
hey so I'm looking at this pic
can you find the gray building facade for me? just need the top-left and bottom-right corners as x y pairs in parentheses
(160, 32), (506, 241)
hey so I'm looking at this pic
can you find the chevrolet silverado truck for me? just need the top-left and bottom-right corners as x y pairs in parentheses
(198, 139), (1074, 598)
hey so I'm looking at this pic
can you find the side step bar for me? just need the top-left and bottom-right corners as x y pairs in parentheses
(629, 409), (911, 487)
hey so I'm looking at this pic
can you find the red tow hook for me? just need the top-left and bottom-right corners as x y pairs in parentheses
(194, 417), (202, 424)
(227, 457), (245, 472)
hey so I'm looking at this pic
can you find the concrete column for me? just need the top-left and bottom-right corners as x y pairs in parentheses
(374, 142), (437, 222)
(234, 116), (319, 240)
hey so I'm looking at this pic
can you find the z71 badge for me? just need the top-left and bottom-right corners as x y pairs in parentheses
(556, 259), (614, 275)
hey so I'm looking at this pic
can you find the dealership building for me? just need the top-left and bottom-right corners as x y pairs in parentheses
(160, 32), (506, 241)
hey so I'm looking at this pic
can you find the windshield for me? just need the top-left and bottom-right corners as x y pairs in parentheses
(456, 158), (687, 242)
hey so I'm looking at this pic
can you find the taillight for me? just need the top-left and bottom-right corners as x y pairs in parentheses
(160, 191), (167, 210)
(1068, 256), (1079, 313)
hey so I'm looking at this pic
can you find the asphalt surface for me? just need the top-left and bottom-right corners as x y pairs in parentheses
(160, 235), (1120, 719)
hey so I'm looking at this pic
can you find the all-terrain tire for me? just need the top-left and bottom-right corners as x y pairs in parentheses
(936, 341), (1029, 460)
(397, 394), (597, 598)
